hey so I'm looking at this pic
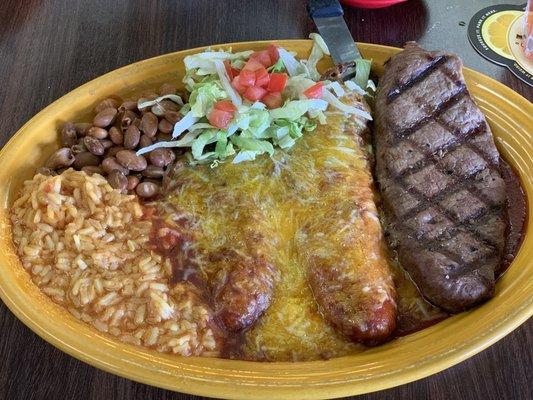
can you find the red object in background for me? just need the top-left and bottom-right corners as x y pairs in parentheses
(341, 0), (407, 9)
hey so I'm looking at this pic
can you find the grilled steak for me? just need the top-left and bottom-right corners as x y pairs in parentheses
(374, 42), (507, 313)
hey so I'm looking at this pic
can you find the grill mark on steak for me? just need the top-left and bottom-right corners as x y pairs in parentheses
(391, 86), (467, 142)
(397, 164), (492, 219)
(419, 205), (503, 260)
(395, 171), (500, 251)
(387, 55), (447, 103)
(393, 121), (485, 180)
(375, 42), (507, 312)
(392, 121), (502, 239)
(436, 118), (499, 172)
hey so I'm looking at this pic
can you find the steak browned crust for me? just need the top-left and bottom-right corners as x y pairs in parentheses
(374, 42), (507, 313)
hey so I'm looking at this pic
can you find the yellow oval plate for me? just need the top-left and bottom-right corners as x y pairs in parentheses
(0, 41), (531, 399)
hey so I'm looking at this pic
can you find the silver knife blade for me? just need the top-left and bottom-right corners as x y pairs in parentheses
(312, 15), (361, 65)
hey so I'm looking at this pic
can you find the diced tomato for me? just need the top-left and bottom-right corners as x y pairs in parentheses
(262, 92), (283, 109)
(267, 44), (279, 64)
(231, 67), (241, 78)
(243, 86), (268, 101)
(250, 50), (273, 67)
(214, 100), (237, 113)
(239, 69), (256, 87)
(208, 108), (233, 129)
(243, 58), (264, 72)
(303, 82), (324, 99)
(267, 72), (288, 93)
(231, 76), (247, 95)
(255, 67), (270, 87)
(223, 60), (240, 80)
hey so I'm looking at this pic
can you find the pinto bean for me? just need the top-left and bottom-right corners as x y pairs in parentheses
(135, 181), (160, 198)
(93, 108), (118, 128)
(105, 146), (124, 158)
(155, 132), (172, 142)
(94, 98), (120, 114)
(108, 126), (124, 145)
(142, 165), (164, 179)
(164, 110), (181, 125)
(81, 165), (104, 176)
(108, 170), (128, 192)
(74, 123), (91, 136)
(116, 150), (147, 171)
(73, 151), (100, 169)
(36, 167), (57, 176)
(100, 139), (113, 150)
(61, 122), (78, 147)
(120, 110), (138, 131)
(87, 126), (108, 140)
(118, 100), (137, 113)
(140, 112), (158, 137)
(101, 157), (128, 175)
(71, 143), (86, 154)
(123, 125), (141, 149)
(139, 134), (153, 149)
(149, 148), (175, 167)
(83, 136), (105, 156)
(158, 118), (173, 134)
(126, 175), (140, 191)
(45, 148), (75, 170)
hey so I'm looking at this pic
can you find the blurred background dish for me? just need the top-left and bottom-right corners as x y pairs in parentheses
(341, 0), (408, 9)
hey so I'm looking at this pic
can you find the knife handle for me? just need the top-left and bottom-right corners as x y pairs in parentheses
(308, 0), (344, 18)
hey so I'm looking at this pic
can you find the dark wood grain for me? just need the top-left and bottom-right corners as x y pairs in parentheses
(0, 1), (531, 399)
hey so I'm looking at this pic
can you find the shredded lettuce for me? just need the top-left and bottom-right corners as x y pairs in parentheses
(137, 36), (374, 164)
(269, 99), (328, 120)
(268, 58), (285, 72)
(137, 94), (183, 111)
(305, 33), (331, 81)
(188, 81), (227, 117)
(354, 59), (372, 90)
(137, 130), (201, 155)
(172, 111), (199, 139)
(344, 80), (367, 95)
(183, 49), (253, 75)
(322, 89), (372, 120)
(213, 59), (242, 105)
(277, 48), (301, 76)
(284, 75), (316, 99)
(326, 81), (345, 97)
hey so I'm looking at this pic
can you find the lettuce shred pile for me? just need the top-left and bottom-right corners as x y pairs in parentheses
(137, 34), (375, 166)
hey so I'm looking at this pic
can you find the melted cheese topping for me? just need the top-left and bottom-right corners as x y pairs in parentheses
(160, 97), (445, 361)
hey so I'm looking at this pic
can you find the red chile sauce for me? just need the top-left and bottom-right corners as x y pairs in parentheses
(141, 157), (527, 356)
(144, 206), (246, 358)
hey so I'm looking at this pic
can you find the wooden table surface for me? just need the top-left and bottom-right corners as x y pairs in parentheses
(0, 1), (531, 399)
